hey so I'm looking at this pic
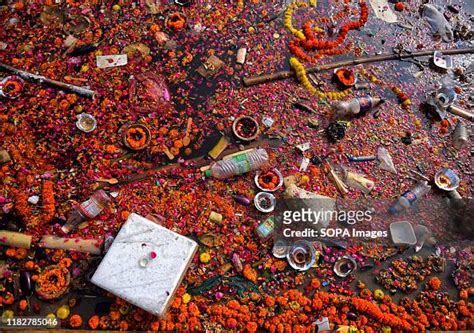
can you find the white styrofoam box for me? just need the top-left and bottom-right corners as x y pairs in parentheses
(91, 213), (198, 317)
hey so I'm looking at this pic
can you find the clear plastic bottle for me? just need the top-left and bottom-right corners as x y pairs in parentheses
(388, 181), (431, 214)
(204, 148), (269, 179)
(332, 96), (384, 118)
(62, 190), (111, 233)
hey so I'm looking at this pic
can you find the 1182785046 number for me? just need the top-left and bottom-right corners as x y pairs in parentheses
(2, 316), (58, 328)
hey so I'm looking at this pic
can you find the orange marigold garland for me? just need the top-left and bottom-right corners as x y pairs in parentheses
(35, 265), (71, 300)
(287, 0), (368, 63)
(286, 0), (368, 97)
(284, 1), (320, 40)
(14, 180), (56, 228)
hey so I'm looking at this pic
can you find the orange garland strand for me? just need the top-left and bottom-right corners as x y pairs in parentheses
(288, 0), (369, 63)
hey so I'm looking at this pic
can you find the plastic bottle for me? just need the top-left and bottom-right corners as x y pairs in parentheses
(332, 96), (384, 118)
(204, 148), (269, 179)
(255, 216), (275, 240)
(452, 120), (468, 150)
(388, 181), (431, 214)
(62, 190), (111, 233)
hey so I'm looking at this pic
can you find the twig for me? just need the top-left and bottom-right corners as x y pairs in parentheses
(242, 47), (474, 87)
(98, 137), (283, 189)
(0, 62), (95, 98)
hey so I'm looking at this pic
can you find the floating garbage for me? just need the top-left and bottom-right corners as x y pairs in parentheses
(255, 168), (283, 192)
(39, 236), (102, 255)
(287, 240), (316, 271)
(389, 221), (417, 246)
(75, 113), (97, 133)
(332, 95), (384, 119)
(91, 213), (198, 317)
(389, 181), (431, 214)
(434, 168), (460, 192)
(452, 121), (468, 149)
(422, 4), (454, 42)
(205, 149), (268, 179)
(96, 54), (128, 68)
(254, 192), (276, 213)
(236, 48), (247, 65)
(0, 75), (24, 99)
(333, 256), (357, 277)
(232, 116), (259, 141)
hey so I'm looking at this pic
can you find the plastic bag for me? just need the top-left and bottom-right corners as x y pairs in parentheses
(377, 147), (397, 174)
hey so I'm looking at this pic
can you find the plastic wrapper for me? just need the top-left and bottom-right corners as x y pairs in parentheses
(377, 147), (397, 174)
(343, 167), (375, 194)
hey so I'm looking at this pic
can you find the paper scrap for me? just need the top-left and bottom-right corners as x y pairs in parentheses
(369, 0), (398, 23)
(299, 158), (310, 171)
(96, 54), (128, 68)
(315, 317), (331, 331)
(297, 142), (311, 152)
(262, 117), (274, 128)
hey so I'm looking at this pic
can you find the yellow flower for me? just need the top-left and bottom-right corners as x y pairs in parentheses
(46, 313), (57, 328)
(1, 310), (14, 323)
(182, 293), (192, 304)
(56, 305), (70, 320)
(112, 4), (121, 11)
(284, 1), (310, 40)
(200, 252), (211, 264)
(289, 301), (300, 310)
(300, 175), (310, 184)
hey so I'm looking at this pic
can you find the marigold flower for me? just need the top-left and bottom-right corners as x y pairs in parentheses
(69, 314), (82, 328)
(428, 277), (442, 290)
(88, 315), (99, 329)
(19, 299), (28, 311)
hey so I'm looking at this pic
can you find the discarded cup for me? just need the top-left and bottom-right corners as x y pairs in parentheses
(0, 75), (25, 99)
(272, 240), (289, 258)
(287, 240), (316, 271)
(255, 168), (283, 192)
(390, 221), (417, 245)
(232, 116), (259, 141)
(254, 192), (276, 213)
(333, 256), (357, 277)
(434, 168), (460, 192)
(76, 113), (97, 133)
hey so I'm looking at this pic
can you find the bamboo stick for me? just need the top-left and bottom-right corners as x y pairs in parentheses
(0, 230), (32, 249)
(448, 105), (474, 122)
(0, 62), (95, 98)
(39, 236), (102, 254)
(242, 47), (474, 87)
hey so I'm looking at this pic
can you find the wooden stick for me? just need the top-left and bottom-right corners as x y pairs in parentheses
(99, 137), (282, 189)
(0, 62), (95, 98)
(0, 230), (32, 249)
(242, 47), (474, 87)
(39, 236), (102, 254)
